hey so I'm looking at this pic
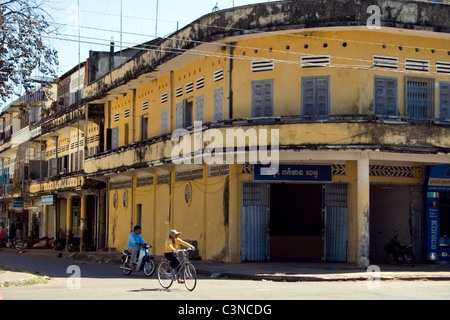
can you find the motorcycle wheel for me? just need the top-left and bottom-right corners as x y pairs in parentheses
(67, 244), (78, 252)
(405, 253), (415, 267)
(386, 253), (396, 264)
(122, 261), (133, 275)
(143, 259), (156, 277)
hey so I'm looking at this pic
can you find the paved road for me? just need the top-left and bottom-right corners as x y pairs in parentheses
(1, 251), (450, 303)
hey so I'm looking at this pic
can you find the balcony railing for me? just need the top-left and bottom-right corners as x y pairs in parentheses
(40, 105), (85, 135)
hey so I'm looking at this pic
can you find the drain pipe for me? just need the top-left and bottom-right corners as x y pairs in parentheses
(227, 43), (235, 120)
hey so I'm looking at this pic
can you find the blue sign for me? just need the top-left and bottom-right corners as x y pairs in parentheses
(425, 192), (440, 260)
(426, 164), (450, 192)
(254, 164), (332, 182)
(12, 200), (23, 208)
(41, 195), (54, 205)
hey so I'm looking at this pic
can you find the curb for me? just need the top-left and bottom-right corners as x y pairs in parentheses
(0, 271), (37, 287)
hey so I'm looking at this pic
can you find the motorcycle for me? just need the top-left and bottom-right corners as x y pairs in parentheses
(383, 234), (415, 266)
(120, 242), (156, 277)
(67, 237), (80, 252)
(53, 237), (80, 252)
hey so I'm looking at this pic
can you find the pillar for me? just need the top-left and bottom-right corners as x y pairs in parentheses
(66, 197), (73, 250)
(357, 151), (370, 268)
(80, 196), (87, 251)
(43, 205), (49, 237)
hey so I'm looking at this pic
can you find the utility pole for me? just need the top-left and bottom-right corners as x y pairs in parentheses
(155, 0), (159, 38)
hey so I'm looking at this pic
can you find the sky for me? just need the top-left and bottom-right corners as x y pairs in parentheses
(44, 0), (271, 76)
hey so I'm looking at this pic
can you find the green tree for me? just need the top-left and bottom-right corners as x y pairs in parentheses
(0, 0), (59, 102)
(27, 212), (39, 247)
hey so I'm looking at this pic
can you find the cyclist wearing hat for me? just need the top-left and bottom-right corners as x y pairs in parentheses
(165, 229), (195, 275)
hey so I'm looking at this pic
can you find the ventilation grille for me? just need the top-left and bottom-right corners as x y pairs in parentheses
(251, 59), (275, 72)
(175, 86), (183, 97)
(114, 113), (119, 122)
(196, 77), (205, 89)
(186, 82), (194, 94)
(214, 69), (224, 82)
(157, 174), (170, 185)
(175, 169), (204, 182)
(437, 61), (450, 74)
(110, 180), (132, 190)
(373, 55), (399, 69)
(161, 92), (168, 103)
(137, 176), (153, 187)
(142, 101), (149, 110)
(301, 55), (330, 67)
(405, 58), (430, 72)
(332, 164), (346, 176)
(208, 165), (230, 177)
(370, 165), (414, 177)
(124, 109), (130, 118)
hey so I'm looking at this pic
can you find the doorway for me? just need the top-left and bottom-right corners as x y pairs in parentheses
(269, 183), (323, 261)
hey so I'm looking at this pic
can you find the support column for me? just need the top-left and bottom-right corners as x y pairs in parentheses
(357, 151), (370, 268)
(43, 205), (49, 237)
(66, 197), (73, 250)
(80, 196), (87, 252)
(229, 164), (240, 263)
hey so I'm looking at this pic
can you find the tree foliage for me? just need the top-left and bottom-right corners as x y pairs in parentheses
(0, 0), (58, 102)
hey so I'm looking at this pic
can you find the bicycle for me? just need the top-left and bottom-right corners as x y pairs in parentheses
(157, 248), (197, 291)
(14, 239), (27, 250)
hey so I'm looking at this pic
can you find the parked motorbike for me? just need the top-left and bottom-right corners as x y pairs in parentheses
(120, 242), (156, 277)
(384, 234), (415, 266)
(53, 237), (80, 252)
(53, 238), (66, 251)
(67, 237), (80, 252)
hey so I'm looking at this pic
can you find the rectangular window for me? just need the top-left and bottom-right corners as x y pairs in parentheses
(374, 76), (398, 118)
(185, 100), (193, 128)
(176, 100), (193, 129)
(405, 76), (434, 123)
(137, 204), (142, 227)
(124, 123), (129, 145)
(301, 76), (329, 116)
(161, 109), (168, 134)
(196, 95), (204, 122)
(214, 88), (223, 121)
(49, 158), (57, 176)
(252, 80), (273, 117)
(140, 116), (148, 140)
(111, 127), (119, 149)
(439, 82), (450, 122)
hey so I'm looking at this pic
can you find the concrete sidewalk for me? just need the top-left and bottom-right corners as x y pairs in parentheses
(1, 247), (450, 286)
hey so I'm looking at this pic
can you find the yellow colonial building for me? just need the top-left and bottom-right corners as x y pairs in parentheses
(1, 0), (450, 267)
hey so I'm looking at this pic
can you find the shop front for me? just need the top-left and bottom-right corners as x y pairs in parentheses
(425, 164), (450, 262)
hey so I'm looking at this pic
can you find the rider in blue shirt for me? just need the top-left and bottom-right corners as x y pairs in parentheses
(127, 225), (145, 269)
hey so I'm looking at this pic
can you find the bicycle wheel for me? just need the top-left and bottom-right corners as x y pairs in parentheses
(183, 263), (197, 291)
(406, 253), (415, 267)
(157, 260), (174, 289)
(143, 259), (156, 277)
(15, 240), (26, 250)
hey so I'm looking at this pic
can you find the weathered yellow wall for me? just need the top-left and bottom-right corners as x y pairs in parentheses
(231, 29), (450, 118)
(108, 188), (132, 248)
(100, 26), (449, 262)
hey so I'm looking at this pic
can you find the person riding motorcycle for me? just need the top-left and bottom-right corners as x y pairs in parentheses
(127, 225), (146, 270)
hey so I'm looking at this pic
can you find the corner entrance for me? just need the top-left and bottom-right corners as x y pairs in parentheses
(241, 182), (348, 262)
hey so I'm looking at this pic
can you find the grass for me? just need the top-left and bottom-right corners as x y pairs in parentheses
(0, 266), (49, 287)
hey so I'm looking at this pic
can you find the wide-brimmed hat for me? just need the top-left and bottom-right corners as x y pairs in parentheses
(169, 229), (181, 237)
